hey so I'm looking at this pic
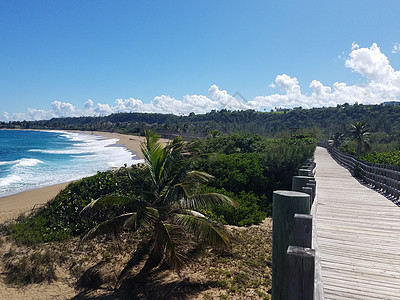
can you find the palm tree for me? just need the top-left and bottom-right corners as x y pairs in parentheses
(80, 131), (236, 278)
(209, 130), (221, 138)
(331, 131), (344, 148)
(350, 121), (371, 156)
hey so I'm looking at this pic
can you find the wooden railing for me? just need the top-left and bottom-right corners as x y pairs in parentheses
(272, 159), (317, 300)
(319, 143), (400, 200)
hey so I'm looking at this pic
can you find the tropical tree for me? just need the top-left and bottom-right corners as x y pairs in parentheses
(331, 131), (344, 148)
(80, 131), (236, 279)
(209, 129), (221, 138)
(350, 121), (371, 156)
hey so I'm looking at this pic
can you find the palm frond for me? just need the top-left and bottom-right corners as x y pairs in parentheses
(141, 130), (165, 186)
(80, 212), (136, 245)
(175, 171), (214, 194)
(80, 194), (139, 217)
(179, 193), (237, 210)
(156, 221), (186, 271)
(186, 171), (215, 184)
(173, 211), (232, 248)
(162, 171), (216, 205)
(125, 207), (160, 230)
(141, 131), (189, 203)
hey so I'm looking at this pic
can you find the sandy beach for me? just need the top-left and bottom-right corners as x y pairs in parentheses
(0, 130), (161, 223)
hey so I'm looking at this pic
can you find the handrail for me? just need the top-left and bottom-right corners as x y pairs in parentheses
(319, 143), (400, 200)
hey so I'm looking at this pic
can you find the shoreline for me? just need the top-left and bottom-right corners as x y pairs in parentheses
(0, 182), (70, 223)
(0, 130), (167, 223)
(0, 128), (148, 159)
(67, 130), (147, 159)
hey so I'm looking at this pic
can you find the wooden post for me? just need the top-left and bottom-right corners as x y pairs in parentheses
(306, 182), (316, 202)
(298, 169), (312, 176)
(293, 214), (312, 248)
(272, 191), (310, 300)
(301, 165), (312, 170)
(286, 246), (315, 300)
(301, 187), (313, 207)
(292, 176), (314, 192)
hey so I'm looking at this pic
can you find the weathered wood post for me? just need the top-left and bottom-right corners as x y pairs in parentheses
(298, 168), (312, 176)
(286, 246), (315, 300)
(293, 213), (312, 248)
(272, 191), (310, 300)
(301, 187), (313, 208)
(292, 175), (314, 192)
(306, 182), (316, 202)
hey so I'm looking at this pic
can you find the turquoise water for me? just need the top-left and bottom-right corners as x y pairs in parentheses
(0, 130), (142, 197)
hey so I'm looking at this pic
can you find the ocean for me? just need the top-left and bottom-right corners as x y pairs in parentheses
(0, 130), (142, 197)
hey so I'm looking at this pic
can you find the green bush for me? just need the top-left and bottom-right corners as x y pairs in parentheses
(360, 150), (400, 167)
(195, 133), (316, 224)
(10, 168), (136, 244)
(200, 187), (267, 226)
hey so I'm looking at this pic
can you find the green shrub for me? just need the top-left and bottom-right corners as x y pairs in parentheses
(10, 168), (136, 244)
(200, 187), (267, 226)
(360, 150), (400, 166)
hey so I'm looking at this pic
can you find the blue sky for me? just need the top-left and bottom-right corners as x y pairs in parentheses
(1, 0), (400, 121)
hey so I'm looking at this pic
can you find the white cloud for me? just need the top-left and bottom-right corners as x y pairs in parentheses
(275, 74), (301, 97)
(94, 103), (113, 115)
(51, 101), (76, 117)
(2, 42), (400, 122)
(392, 43), (400, 54)
(310, 80), (331, 97)
(345, 43), (399, 83)
(182, 94), (216, 112)
(208, 85), (250, 111)
(84, 99), (93, 109)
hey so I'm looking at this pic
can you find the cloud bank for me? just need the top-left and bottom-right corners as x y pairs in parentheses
(2, 42), (400, 122)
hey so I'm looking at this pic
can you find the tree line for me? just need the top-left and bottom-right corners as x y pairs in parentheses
(2, 103), (400, 143)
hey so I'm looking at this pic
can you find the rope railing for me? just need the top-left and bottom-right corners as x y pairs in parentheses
(319, 143), (400, 200)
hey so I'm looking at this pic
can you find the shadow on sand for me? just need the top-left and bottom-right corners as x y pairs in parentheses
(72, 265), (216, 300)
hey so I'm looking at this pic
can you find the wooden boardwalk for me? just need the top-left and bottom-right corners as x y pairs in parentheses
(314, 146), (400, 299)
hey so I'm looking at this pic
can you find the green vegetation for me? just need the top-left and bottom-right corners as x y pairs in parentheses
(360, 150), (400, 167)
(2, 103), (400, 144)
(10, 169), (135, 244)
(329, 119), (400, 168)
(9, 132), (315, 246)
(80, 131), (236, 276)
(350, 121), (371, 156)
(194, 133), (316, 225)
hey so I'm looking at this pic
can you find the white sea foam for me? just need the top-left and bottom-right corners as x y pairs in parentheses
(13, 158), (43, 167)
(29, 149), (96, 154)
(0, 130), (143, 197)
(0, 158), (43, 167)
(0, 174), (22, 187)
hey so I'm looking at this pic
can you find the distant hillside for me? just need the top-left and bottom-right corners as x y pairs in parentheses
(2, 103), (400, 140)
